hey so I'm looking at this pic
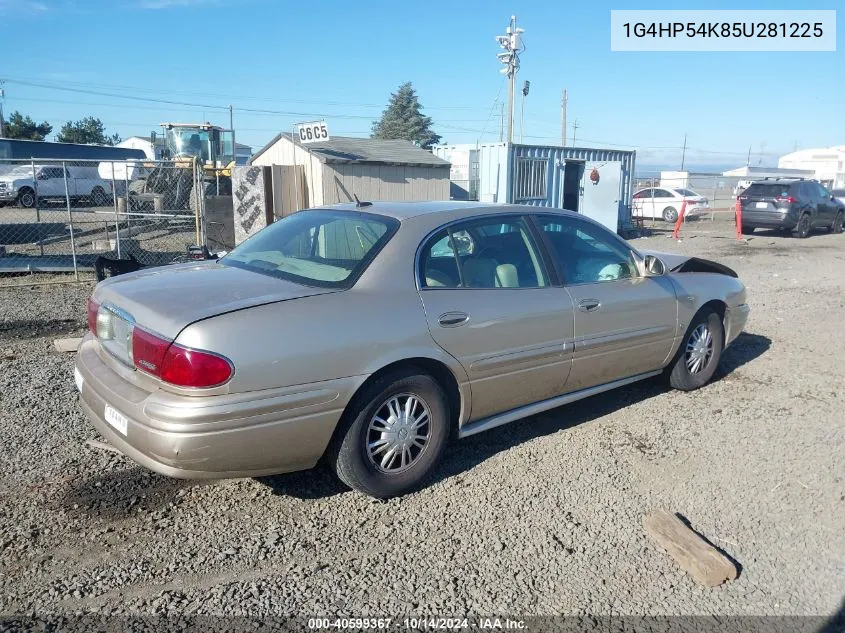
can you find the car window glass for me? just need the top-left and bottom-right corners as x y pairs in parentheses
(653, 189), (673, 198)
(537, 215), (638, 285)
(798, 183), (814, 200)
(816, 183), (831, 199)
(633, 189), (650, 199)
(745, 183), (790, 198)
(420, 217), (547, 289)
(222, 210), (396, 287)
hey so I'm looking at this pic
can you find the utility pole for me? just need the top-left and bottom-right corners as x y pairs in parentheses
(746, 145), (751, 166)
(495, 15), (524, 144)
(680, 134), (687, 170)
(561, 89), (567, 146)
(520, 80), (530, 143)
(229, 105), (233, 132)
(571, 119), (579, 147)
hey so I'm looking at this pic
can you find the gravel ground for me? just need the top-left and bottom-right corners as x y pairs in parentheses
(1, 219), (844, 623)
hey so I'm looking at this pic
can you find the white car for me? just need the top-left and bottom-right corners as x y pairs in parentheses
(632, 187), (710, 222)
(0, 164), (114, 208)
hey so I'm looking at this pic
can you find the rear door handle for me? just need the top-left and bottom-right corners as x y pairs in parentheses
(578, 299), (601, 312)
(438, 311), (469, 327)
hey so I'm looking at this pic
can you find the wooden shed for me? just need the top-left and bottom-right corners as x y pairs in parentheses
(249, 134), (450, 213)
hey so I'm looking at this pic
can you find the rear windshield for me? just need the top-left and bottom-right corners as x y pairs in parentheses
(222, 210), (398, 288)
(743, 183), (792, 198)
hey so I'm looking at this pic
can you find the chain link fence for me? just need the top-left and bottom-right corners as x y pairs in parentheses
(0, 158), (211, 287)
(629, 173), (743, 239)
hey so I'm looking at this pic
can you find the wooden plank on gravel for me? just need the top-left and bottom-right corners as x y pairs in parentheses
(53, 337), (83, 353)
(643, 510), (738, 587)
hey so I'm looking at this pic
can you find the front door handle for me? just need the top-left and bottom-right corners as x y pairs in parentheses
(578, 299), (601, 312)
(438, 311), (469, 327)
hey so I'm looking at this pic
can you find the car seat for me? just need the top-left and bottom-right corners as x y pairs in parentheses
(425, 268), (455, 287)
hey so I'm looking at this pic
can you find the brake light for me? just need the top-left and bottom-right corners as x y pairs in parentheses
(131, 328), (233, 388)
(776, 196), (797, 204)
(87, 298), (99, 335)
(161, 346), (233, 388)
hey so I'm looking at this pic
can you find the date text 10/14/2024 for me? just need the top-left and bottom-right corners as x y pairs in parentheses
(307, 617), (526, 630)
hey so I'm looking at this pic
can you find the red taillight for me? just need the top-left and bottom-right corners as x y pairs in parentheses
(131, 328), (233, 388)
(161, 346), (233, 388)
(132, 328), (170, 376)
(776, 196), (797, 204)
(87, 298), (99, 335)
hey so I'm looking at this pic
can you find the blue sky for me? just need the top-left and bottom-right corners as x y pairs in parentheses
(0, 0), (841, 171)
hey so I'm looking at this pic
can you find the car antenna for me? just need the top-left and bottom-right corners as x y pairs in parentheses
(353, 194), (372, 208)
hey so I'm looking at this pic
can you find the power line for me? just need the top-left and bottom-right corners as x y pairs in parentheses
(1, 76), (484, 112)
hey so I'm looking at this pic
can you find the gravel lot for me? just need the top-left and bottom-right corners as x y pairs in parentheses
(1, 219), (844, 623)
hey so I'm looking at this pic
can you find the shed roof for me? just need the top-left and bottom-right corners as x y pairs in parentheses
(250, 134), (450, 167)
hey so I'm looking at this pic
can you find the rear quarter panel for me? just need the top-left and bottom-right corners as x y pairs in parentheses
(174, 219), (470, 396)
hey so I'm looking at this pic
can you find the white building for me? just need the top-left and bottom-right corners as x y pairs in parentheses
(777, 146), (845, 189)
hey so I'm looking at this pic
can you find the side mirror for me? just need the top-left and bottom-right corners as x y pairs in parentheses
(644, 254), (666, 276)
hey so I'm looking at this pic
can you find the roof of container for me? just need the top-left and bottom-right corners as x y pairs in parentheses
(250, 134), (450, 167)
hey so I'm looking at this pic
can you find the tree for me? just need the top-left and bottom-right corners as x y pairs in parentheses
(2, 111), (52, 141)
(56, 117), (121, 145)
(371, 82), (441, 149)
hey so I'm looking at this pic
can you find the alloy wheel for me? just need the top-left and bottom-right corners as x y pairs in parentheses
(686, 324), (714, 375)
(366, 393), (432, 474)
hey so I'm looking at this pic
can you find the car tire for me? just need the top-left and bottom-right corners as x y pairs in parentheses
(794, 213), (812, 239)
(662, 206), (678, 222)
(17, 187), (36, 208)
(832, 212), (844, 234)
(328, 369), (450, 498)
(741, 225), (754, 235)
(91, 186), (109, 207)
(667, 310), (724, 392)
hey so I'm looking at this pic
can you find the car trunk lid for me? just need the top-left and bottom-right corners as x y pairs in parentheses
(94, 261), (337, 341)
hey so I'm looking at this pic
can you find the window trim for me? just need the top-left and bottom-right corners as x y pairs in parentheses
(529, 212), (642, 287)
(221, 209), (400, 290)
(415, 212), (555, 291)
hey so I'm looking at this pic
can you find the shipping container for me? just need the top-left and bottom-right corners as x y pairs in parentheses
(433, 142), (636, 233)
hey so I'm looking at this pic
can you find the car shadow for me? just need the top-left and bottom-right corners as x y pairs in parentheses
(818, 595), (845, 633)
(255, 465), (349, 500)
(713, 332), (772, 378)
(62, 465), (202, 520)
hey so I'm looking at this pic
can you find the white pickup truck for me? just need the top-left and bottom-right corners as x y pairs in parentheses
(0, 164), (114, 208)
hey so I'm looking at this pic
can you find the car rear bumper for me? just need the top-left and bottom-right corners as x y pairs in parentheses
(75, 334), (363, 479)
(740, 208), (798, 229)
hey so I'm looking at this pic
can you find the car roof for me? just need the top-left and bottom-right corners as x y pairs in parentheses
(748, 178), (807, 185)
(318, 201), (583, 222)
